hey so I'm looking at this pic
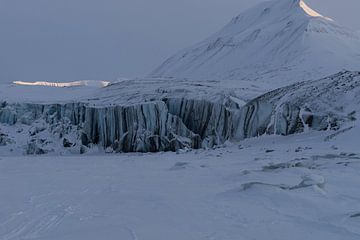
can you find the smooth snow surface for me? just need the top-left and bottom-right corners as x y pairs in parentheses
(152, 0), (360, 87)
(0, 77), (262, 105)
(1, 127), (360, 239)
(0, 83), (101, 104)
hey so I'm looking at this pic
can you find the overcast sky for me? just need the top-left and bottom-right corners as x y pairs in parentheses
(1, 0), (359, 83)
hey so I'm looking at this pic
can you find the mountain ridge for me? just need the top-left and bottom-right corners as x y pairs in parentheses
(151, 0), (360, 87)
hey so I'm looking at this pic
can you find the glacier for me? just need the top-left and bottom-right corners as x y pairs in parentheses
(0, 99), (234, 154)
(1, 71), (359, 154)
(234, 71), (360, 139)
(0, 0), (359, 156)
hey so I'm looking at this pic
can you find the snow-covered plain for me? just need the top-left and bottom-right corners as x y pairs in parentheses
(1, 121), (360, 240)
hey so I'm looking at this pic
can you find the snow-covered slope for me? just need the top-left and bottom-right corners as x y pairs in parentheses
(151, 0), (360, 87)
(234, 71), (360, 139)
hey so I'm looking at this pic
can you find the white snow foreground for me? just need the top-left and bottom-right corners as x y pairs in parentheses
(1, 125), (360, 239)
(151, 0), (360, 87)
(0, 71), (359, 155)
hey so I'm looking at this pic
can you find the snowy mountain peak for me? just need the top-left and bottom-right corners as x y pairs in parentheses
(223, 0), (335, 37)
(298, 0), (332, 20)
(253, 0), (328, 19)
(151, 0), (360, 86)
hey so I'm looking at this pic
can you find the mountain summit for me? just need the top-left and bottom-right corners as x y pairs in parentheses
(151, 0), (360, 86)
(297, 0), (331, 20)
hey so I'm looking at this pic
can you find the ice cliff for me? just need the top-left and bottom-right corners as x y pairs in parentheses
(233, 71), (360, 139)
(0, 98), (236, 154)
(0, 71), (359, 155)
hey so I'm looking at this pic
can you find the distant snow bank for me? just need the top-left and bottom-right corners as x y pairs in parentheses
(13, 80), (111, 88)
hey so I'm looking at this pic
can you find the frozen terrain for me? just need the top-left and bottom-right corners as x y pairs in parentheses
(1, 0), (359, 155)
(152, 0), (360, 87)
(1, 120), (360, 240)
(1, 0), (360, 239)
(1, 71), (359, 155)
